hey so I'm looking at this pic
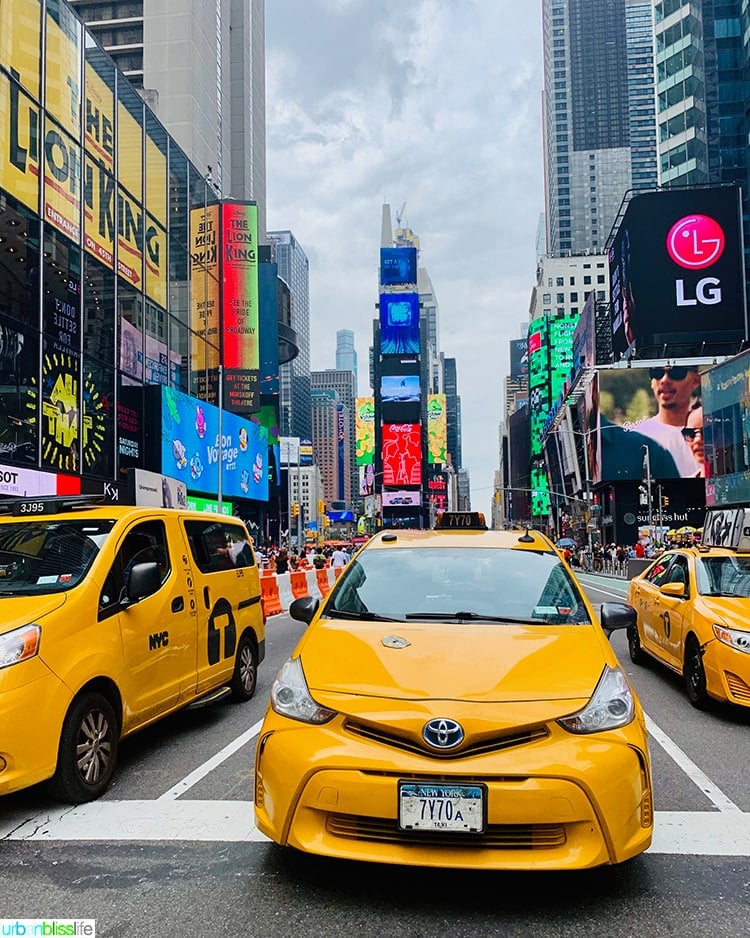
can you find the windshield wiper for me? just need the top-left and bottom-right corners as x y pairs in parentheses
(404, 610), (541, 624)
(326, 608), (401, 622)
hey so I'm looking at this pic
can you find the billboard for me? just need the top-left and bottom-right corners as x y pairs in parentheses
(159, 386), (268, 501)
(380, 247), (417, 286)
(509, 338), (528, 379)
(427, 393), (447, 464)
(355, 397), (375, 465)
(592, 365), (710, 482)
(381, 423), (422, 486)
(220, 201), (259, 412)
(381, 490), (421, 507)
(379, 293), (419, 354)
(610, 187), (746, 358)
(189, 204), (220, 397)
(381, 374), (420, 402)
(701, 350), (750, 506)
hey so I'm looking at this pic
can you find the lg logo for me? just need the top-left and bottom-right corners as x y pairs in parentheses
(667, 214), (726, 307)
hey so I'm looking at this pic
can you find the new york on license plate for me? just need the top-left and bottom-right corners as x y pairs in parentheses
(398, 782), (484, 832)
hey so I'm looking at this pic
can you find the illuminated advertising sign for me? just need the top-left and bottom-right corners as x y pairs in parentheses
(379, 293), (419, 355)
(0, 0), (41, 99)
(117, 386), (142, 475)
(355, 397), (375, 465)
(0, 320), (36, 463)
(83, 156), (115, 267)
(530, 463), (550, 517)
(189, 204), (220, 395)
(381, 423), (422, 486)
(186, 495), (233, 515)
(300, 438), (313, 466)
(381, 490), (421, 507)
(0, 71), (40, 212)
(84, 51), (115, 173)
(380, 247), (417, 286)
(220, 202), (259, 412)
(592, 365), (710, 482)
(509, 338), (528, 378)
(528, 316), (550, 459)
(381, 374), (420, 401)
(160, 386), (268, 501)
(129, 467), (187, 509)
(549, 316), (577, 401)
(571, 294), (596, 385)
(427, 393), (447, 464)
(428, 469), (447, 512)
(610, 187), (746, 358)
(701, 350), (750, 506)
(337, 405), (346, 500)
(0, 461), (79, 497)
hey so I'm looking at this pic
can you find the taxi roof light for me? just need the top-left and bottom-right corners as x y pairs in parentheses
(436, 511), (487, 531)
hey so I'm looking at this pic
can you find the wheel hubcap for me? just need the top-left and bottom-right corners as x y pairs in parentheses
(240, 648), (255, 691)
(76, 709), (112, 784)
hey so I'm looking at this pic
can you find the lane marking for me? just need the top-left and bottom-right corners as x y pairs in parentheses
(158, 718), (264, 801)
(1, 800), (749, 854)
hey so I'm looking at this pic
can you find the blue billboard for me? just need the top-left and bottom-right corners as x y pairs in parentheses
(379, 293), (420, 354)
(160, 386), (269, 501)
(380, 247), (417, 286)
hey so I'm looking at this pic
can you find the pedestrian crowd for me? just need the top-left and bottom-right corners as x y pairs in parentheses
(252, 542), (352, 573)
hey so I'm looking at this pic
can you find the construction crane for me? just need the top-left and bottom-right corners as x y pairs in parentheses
(395, 201), (406, 228)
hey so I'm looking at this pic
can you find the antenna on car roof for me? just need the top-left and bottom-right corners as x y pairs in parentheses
(518, 526), (535, 544)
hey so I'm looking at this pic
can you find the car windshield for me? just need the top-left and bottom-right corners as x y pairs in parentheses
(326, 546), (591, 624)
(0, 519), (114, 595)
(696, 556), (750, 597)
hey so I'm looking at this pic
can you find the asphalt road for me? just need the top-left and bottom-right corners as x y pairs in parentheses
(1, 576), (749, 937)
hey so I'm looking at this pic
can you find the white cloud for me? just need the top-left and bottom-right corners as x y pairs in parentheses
(265, 0), (544, 513)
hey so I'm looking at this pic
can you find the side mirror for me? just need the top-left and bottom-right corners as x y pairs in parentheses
(660, 581), (687, 598)
(600, 601), (637, 638)
(289, 595), (320, 625)
(124, 561), (161, 604)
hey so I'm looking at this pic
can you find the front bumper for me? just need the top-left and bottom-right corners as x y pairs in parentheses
(254, 709), (653, 870)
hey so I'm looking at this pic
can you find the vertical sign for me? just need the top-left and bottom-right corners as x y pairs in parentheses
(221, 202), (260, 412)
(337, 404), (345, 500)
(427, 393), (447, 464)
(355, 397), (375, 465)
(189, 204), (220, 399)
(0, 70), (40, 212)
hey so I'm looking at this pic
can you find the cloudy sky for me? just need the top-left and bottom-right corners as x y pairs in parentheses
(264, 0), (544, 514)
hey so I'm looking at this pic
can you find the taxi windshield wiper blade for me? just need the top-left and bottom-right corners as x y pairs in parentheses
(326, 608), (401, 622)
(404, 610), (541, 624)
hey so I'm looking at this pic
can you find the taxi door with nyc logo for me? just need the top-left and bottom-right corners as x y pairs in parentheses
(98, 517), (195, 729)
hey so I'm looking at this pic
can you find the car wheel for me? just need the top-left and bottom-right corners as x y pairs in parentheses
(49, 692), (119, 803)
(230, 633), (258, 701)
(627, 620), (646, 665)
(684, 636), (710, 710)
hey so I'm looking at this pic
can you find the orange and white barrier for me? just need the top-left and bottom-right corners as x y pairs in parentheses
(260, 566), (337, 618)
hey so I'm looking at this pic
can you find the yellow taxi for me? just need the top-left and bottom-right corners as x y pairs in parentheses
(0, 496), (265, 803)
(627, 511), (750, 709)
(254, 512), (652, 870)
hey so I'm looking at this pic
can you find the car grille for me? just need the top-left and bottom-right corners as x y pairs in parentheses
(343, 719), (549, 759)
(326, 813), (566, 848)
(725, 671), (750, 703)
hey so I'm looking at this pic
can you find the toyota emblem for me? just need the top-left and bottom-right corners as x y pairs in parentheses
(422, 718), (464, 750)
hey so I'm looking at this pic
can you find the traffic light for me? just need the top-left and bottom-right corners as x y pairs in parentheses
(291, 502), (299, 518)
(638, 483), (648, 506)
(317, 499), (326, 516)
(322, 514), (330, 528)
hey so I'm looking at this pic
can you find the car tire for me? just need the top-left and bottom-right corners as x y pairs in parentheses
(230, 632), (258, 701)
(627, 620), (646, 665)
(48, 691), (119, 804)
(684, 636), (711, 710)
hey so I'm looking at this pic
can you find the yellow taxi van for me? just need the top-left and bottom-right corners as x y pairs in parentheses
(0, 496), (265, 803)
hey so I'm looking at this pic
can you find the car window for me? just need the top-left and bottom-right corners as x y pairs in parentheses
(0, 519), (113, 594)
(183, 519), (256, 573)
(645, 554), (674, 587)
(99, 520), (170, 617)
(326, 547), (591, 624)
(696, 556), (750, 597)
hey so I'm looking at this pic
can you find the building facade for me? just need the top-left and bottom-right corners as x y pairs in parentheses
(335, 329), (357, 378)
(311, 369), (357, 507)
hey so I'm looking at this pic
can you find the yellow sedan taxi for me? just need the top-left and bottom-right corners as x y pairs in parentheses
(627, 527), (750, 710)
(254, 513), (653, 870)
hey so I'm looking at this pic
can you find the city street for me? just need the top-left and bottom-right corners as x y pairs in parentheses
(1, 576), (749, 937)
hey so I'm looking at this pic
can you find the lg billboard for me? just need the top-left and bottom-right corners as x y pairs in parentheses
(609, 186), (746, 359)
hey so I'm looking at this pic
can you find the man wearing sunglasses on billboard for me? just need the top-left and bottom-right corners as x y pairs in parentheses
(637, 365), (702, 477)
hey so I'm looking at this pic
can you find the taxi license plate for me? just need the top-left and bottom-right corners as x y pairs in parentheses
(398, 782), (484, 833)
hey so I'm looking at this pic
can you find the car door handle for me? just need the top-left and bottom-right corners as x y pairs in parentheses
(204, 586), (210, 609)
(171, 596), (184, 613)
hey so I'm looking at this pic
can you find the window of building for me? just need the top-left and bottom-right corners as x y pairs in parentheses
(557, 293), (565, 303)
(584, 276), (592, 285)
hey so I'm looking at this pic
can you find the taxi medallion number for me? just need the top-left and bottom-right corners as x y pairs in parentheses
(398, 782), (484, 832)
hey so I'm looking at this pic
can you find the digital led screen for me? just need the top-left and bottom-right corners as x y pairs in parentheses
(159, 386), (269, 501)
(381, 374), (420, 402)
(380, 247), (417, 286)
(355, 397), (375, 465)
(702, 350), (750, 506)
(591, 365), (710, 482)
(381, 423), (422, 486)
(509, 338), (528, 379)
(381, 490), (421, 507)
(379, 293), (420, 355)
(427, 394), (447, 464)
(610, 186), (745, 358)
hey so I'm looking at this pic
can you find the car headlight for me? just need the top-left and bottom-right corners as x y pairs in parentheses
(557, 666), (635, 734)
(712, 623), (750, 654)
(270, 657), (336, 724)
(0, 624), (41, 670)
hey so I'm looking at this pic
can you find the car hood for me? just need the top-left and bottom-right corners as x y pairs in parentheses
(700, 596), (750, 631)
(300, 620), (609, 702)
(0, 593), (67, 634)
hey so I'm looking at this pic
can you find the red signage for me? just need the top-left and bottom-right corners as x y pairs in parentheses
(666, 214), (725, 270)
(381, 423), (422, 486)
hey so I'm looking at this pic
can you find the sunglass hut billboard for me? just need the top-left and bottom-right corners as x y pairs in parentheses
(610, 186), (747, 358)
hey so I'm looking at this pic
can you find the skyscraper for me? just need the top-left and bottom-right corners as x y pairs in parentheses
(268, 230), (312, 441)
(542, 0), (658, 255)
(311, 369), (358, 506)
(69, 0), (267, 230)
(335, 330), (357, 378)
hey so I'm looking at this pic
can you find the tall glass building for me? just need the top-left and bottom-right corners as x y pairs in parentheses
(542, 0), (658, 255)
